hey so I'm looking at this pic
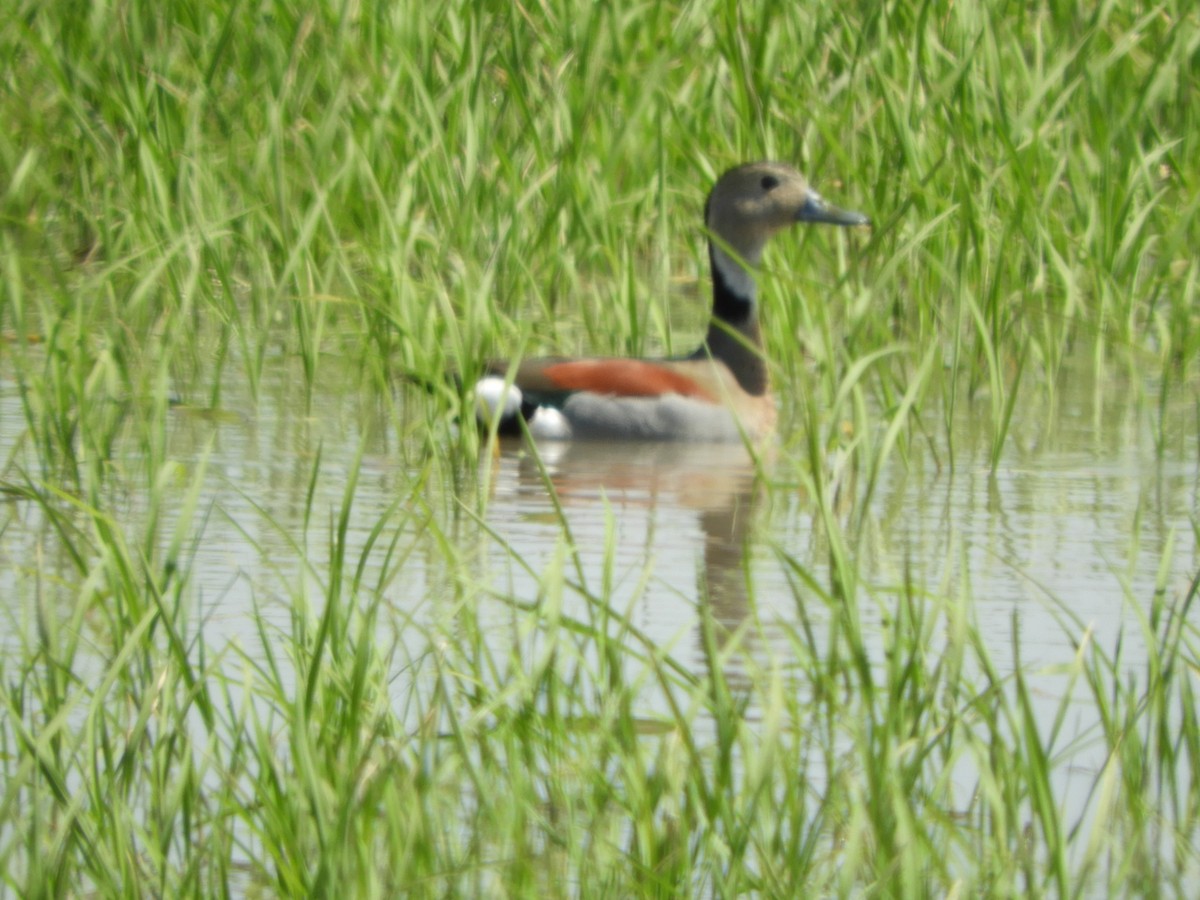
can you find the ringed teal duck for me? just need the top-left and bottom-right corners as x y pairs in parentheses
(475, 162), (869, 441)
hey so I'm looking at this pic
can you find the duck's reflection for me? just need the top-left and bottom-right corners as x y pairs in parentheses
(484, 438), (763, 636)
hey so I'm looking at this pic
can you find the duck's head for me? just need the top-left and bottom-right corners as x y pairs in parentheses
(705, 161), (870, 271)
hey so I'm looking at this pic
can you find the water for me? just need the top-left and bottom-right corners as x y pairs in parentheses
(3, 357), (1196, 697)
(1, 355), (1196, 877)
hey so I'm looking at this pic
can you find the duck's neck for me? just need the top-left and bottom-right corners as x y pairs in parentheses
(694, 243), (769, 396)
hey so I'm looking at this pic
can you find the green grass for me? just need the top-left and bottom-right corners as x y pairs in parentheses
(2, 0), (1199, 894)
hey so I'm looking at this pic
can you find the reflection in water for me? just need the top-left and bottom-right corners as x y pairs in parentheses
(480, 439), (764, 666)
(698, 502), (754, 626)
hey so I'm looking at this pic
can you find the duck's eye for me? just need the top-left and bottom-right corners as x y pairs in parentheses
(760, 175), (780, 191)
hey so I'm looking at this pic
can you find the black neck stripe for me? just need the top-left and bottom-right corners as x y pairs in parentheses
(709, 245), (755, 324)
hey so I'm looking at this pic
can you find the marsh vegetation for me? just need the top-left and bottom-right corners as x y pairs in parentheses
(1, 0), (1198, 895)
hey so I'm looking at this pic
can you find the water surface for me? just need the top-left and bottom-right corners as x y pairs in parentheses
(1, 357), (1196, 839)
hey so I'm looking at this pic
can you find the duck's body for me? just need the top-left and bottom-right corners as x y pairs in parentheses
(479, 356), (777, 441)
(475, 161), (869, 442)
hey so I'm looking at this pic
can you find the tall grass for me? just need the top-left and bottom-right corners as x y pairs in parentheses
(1, 0), (1198, 894)
(6, 442), (1196, 895)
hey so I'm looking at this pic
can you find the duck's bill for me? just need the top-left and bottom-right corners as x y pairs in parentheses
(798, 191), (871, 227)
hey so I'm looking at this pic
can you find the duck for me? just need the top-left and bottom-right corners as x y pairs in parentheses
(474, 161), (869, 442)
